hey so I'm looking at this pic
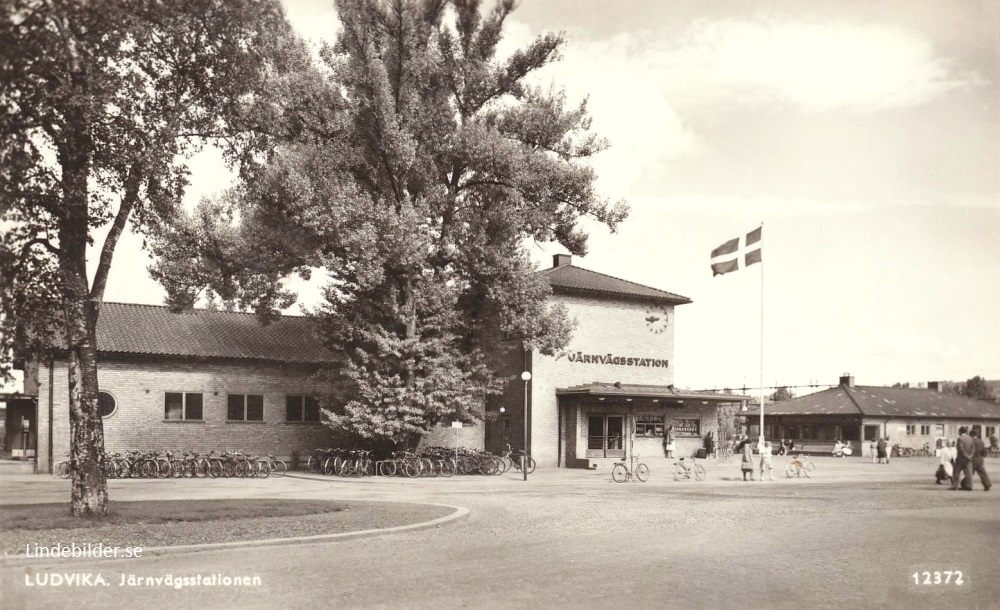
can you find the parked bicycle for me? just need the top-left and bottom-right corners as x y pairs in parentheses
(500, 443), (535, 474)
(672, 457), (705, 481)
(612, 453), (648, 483)
(785, 454), (815, 478)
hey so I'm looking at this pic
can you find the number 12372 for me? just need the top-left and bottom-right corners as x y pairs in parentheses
(911, 571), (964, 586)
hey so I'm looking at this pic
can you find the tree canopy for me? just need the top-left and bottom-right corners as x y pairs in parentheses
(150, 0), (629, 443)
(0, 0), (297, 514)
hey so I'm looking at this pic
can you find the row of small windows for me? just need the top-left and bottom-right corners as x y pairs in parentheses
(97, 391), (320, 422)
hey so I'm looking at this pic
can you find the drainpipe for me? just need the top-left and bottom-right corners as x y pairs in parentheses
(47, 355), (54, 474)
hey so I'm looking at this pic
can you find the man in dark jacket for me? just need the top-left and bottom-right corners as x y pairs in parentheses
(951, 427), (976, 490)
(969, 429), (992, 492)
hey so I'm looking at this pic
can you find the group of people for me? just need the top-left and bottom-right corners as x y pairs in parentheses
(936, 427), (991, 491)
(736, 436), (775, 481)
(869, 437), (892, 464)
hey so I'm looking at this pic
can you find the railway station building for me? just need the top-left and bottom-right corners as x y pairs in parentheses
(18, 254), (749, 473)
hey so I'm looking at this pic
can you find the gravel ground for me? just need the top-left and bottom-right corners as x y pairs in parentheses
(1, 458), (997, 609)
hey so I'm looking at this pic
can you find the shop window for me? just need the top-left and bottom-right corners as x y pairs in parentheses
(228, 394), (264, 421)
(673, 418), (700, 437)
(165, 392), (203, 420)
(97, 391), (117, 418)
(920, 425), (930, 436)
(800, 426), (816, 440)
(785, 425), (799, 439)
(635, 415), (665, 437)
(286, 395), (320, 422)
(905, 424), (916, 436)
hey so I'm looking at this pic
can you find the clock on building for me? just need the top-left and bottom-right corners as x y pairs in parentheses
(645, 302), (669, 334)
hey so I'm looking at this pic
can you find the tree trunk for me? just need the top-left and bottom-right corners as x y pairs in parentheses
(59, 147), (108, 517)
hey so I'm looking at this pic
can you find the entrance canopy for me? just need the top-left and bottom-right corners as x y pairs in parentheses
(556, 382), (749, 409)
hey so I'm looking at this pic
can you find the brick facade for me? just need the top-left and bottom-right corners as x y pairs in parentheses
(35, 357), (339, 472)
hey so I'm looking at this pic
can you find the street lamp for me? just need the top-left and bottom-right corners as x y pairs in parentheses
(521, 371), (531, 481)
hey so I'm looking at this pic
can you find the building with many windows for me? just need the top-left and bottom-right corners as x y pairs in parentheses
(24, 303), (338, 473)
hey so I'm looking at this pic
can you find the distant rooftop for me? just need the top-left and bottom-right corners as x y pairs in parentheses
(538, 254), (692, 305)
(745, 375), (1000, 420)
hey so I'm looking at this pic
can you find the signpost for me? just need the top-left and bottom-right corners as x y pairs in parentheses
(451, 421), (462, 466)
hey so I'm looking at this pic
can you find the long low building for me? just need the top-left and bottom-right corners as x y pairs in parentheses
(745, 375), (1000, 456)
(18, 255), (748, 472)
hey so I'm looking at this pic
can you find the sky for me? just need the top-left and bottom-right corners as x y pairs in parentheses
(56, 0), (999, 396)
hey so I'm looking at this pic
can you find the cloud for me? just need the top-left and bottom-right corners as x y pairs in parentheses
(501, 21), (703, 195)
(658, 18), (986, 113)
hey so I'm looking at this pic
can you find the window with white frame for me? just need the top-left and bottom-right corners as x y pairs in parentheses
(920, 424), (930, 436)
(986, 426), (996, 440)
(286, 395), (320, 422)
(165, 392), (203, 420)
(227, 394), (264, 421)
(934, 424), (945, 437)
(905, 424), (916, 436)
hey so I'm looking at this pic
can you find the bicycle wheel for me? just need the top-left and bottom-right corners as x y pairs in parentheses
(636, 463), (649, 482)
(672, 463), (687, 482)
(170, 459), (185, 478)
(440, 459), (455, 477)
(57, 461), (71, 479)
(785, 462), (797, 478)
(524, 456), (536, 474)
(256, 460), (270, 479)
(693, 464), (706, 481)
(804, 461), (815, 478)
(324, 457), (338, 476)
(611, 463), (628, 483)
(267, 459), (286, 477)
(308, 455), (321, 474)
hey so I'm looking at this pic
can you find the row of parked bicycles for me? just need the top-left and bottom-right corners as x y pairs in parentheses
(55, 450), (287, 479)
(307, 444), (536, 478)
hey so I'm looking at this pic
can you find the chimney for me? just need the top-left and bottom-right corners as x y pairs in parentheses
(928, 381), (942, 392)
(839, 373), (854, 388)
(553, 254), (572, 268)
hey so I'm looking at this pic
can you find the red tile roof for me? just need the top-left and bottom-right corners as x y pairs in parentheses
(538, 264), (691, 305)
(95, 302), (332, 364)
(746, 385), (1000, 419)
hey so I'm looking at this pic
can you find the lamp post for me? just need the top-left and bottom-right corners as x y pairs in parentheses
(521, 371), (531, 481)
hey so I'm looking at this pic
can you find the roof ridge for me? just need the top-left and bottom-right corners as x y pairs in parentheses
(541, 264), (691, 302)
(842, 385), (868, 415)
(101, 301), (306, 319)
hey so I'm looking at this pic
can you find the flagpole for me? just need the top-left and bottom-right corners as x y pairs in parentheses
(759, 222), (765, 448)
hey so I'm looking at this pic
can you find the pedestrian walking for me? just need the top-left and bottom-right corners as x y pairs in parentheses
(969, 429), (992, 492)
(935, 440), (956, 484)
(740, 437), (755, 481)
(951, 427), (976, 491)
(758, 440), (775, 481)
(870, 439), (877, 464)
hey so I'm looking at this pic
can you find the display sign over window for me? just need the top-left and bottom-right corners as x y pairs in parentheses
(672, 418), (700, 437)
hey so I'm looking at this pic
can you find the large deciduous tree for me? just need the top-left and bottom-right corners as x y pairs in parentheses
(151, 0), (629, 444)
(0, 0), (294, 516)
